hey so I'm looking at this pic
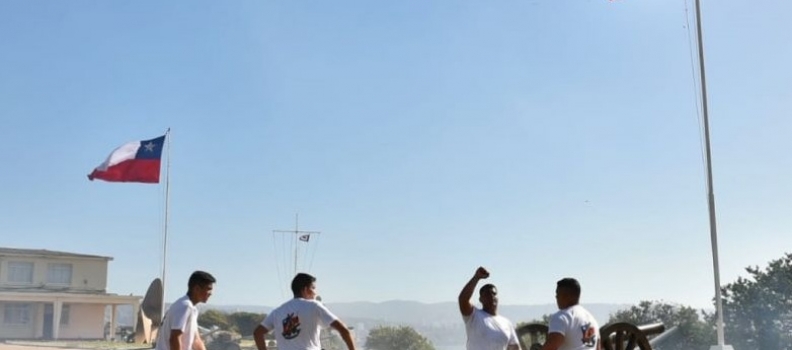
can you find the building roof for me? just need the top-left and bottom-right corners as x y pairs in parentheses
(0, 247), (112, 260)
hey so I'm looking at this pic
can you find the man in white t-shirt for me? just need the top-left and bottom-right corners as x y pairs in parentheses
(253, 273), (356, 350)
(155, 271), (216, 350)
(458, 267), (521, 350)
(541, 278), (600, 350)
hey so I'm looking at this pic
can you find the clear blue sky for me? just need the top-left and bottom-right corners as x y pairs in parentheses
(1, 0), (790, 310)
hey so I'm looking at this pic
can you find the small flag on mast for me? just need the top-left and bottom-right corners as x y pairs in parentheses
(299, 234), (310, 242)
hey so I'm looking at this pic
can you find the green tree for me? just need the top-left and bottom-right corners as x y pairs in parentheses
(608, 300), (713, 350)
(319, 328), (345, 350)
(673, 306), (714, 349)
(226, 312), (266, 337)
(365, 325), (435, 350)
(517, 314), (551, 327)
(720, 252), (792, 350)
(198, 309), (231, 330)
(608, 300), (677, 326)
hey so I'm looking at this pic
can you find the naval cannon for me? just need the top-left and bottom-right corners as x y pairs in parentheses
(516, 321), (666, 350)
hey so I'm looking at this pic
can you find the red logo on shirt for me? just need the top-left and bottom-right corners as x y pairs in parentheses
(281, 313), (301, 339)
(581, 323), (597, 347)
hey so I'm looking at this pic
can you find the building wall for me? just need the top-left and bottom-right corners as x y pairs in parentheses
(32, 302), (43, 338)
(0, 256), (108, 292)
(68, 260), (108, 292)
(59, 303), (105, 339)
(0, 302), (107, 340)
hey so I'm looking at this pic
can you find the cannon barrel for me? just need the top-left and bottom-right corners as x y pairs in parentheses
(601, 322), (665, 350)
(517, 321), (666, 350)
(605, 322), (665, 341)
(649, 326), (680, 348)
(636, 322), (665, 337)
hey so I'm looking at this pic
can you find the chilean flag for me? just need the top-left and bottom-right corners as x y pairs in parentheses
(88, 135), (166, 183)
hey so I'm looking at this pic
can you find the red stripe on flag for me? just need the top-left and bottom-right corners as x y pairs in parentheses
(88, 159), (162, 183)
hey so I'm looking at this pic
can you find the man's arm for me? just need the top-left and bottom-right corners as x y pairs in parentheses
(458, 267), (489, 316)
(192, 332), (206, 350)
(169, 330), (183, 350)
(539, 333), (565, 350)
(507, 324), (521, 350)
(330, 320), (357, 350)
(253, 325), (270, 350)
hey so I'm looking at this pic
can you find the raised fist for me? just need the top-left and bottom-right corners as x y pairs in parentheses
(475, 267), (490, 279)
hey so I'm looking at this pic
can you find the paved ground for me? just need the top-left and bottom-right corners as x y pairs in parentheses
(0, 342), (149, 350)
(0, 343), (63, 350)
(0, 345), (79, 350)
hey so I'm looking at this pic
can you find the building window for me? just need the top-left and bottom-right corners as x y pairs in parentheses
(3, 303), (31, 325)
(60, 304), (70, 325)
(47, 263), (73, 285)
(8, 261), (34, 283)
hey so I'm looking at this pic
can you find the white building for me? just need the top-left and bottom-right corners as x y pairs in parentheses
(0, 247), (141, 340)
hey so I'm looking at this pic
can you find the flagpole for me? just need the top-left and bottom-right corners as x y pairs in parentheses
(161, 128), (172, 321)
(273, 214), (320, 279)
(692, 1), (732, 349)
(294, 213), (299, 276)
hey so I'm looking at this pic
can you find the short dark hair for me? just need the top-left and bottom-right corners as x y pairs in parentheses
(291, 273), (316, 297)
(479, 283), (496, 296)
(557, 278), (581, 298)
(188, 270), (216, 290)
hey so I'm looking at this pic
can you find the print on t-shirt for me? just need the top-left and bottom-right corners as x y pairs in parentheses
(281, 313), (301, 339)
(580, 322), (596, 347)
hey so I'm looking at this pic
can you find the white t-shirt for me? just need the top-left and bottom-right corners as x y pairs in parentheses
(463, 307), (520, 350)
(155, 295), (199, 350)
(261, 298), (339, 350)
(548, 305), (600, 350)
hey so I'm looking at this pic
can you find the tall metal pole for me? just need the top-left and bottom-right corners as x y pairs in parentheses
(692, 2), (731, 349)
(161, 128), (171, 322)
(294, 213), (299, 276)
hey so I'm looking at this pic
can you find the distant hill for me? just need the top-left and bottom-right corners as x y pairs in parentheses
(318, 300), (626, 326)
(201, 304), (273, 314)
(114, 300), (628, 326)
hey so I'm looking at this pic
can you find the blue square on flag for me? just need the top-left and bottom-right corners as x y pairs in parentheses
(135, 136), (166, 160)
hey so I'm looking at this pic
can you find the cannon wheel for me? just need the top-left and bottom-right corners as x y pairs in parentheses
(516, 323), (548, 350)
(601, 322), (652, 350)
